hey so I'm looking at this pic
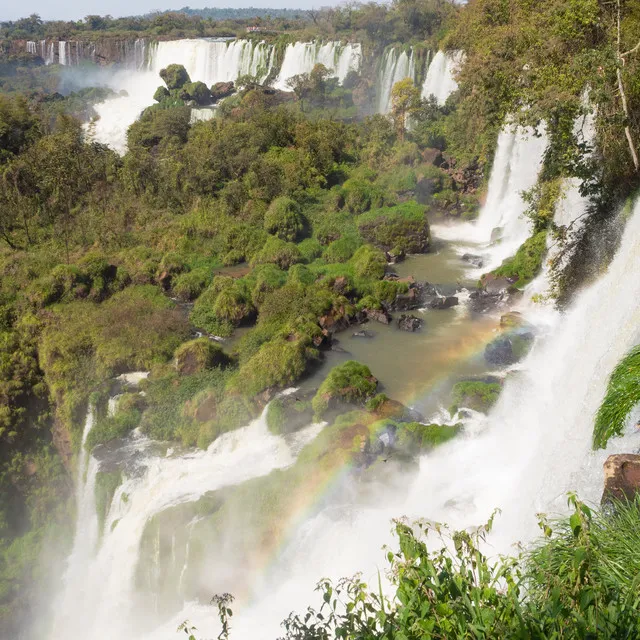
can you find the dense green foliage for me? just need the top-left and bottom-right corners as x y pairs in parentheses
(450, 380), (501, 414)
(1, 0), (640, 633)
(312, 361), (378, 418)
(277, 497), (640, 640)
(594, 345), (640, 449)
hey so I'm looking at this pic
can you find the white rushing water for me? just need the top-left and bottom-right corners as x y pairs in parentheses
(49, 407), (326, 640)
(376, 47), (416, 114)
(433, 122), (548, 272)
(88, 39), (362, 153)
(421, 50), (460, 105)
(273, 41), (362, 91)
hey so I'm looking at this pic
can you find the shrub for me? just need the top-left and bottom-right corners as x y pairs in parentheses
(322, 234), (363, 263)
(312, 361), (378, 417)
(287, 264), (316, 287)
(396, 421), (461, 451)
(350, 245), (387, 279)
(297, 238), (323, 263)
(174, 338), (230, 376)
(181, 81), (211, 105)
(357, 202), (430, 253)
(233, 337), (316, 398)
(251, 236), (303, 270)
(263, 197), (305, 242)
(172, 269), (209, 301)
(153, 86), (169, 102)
(85, 393), (145, 450)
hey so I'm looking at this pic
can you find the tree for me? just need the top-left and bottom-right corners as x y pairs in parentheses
(390, 78), (421, 140)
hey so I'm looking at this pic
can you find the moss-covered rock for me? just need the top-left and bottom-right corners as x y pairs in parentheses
(322, 234), (363, 263)
(174, 338), (230, 376)
(312, 361), (378, 418)
(95, 470), (123, 536)
(159, 64), (191, 90)
(396, 421), (461, 452)
(450, 379), (501, 414)
(492, 231), (547, 288)
(180, 81), (211, 105)
(153, 86), (170, 102)
(485, 330), (535, 365)
(266, 389), (315, 435)
(263, 197), (305, 242)
(357, 202), (430, 253)
(86, 392), (145, 451)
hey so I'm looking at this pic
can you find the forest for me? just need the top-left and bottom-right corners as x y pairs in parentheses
(1, 0), (640, 638)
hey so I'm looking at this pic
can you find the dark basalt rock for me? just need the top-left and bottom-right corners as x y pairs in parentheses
(602, 454), (640, 504)
(485, 330), (535, 365)
(423, 294), (459, 310)
(352, 329), (375, 338)
(397, 314), (423, 332)
(462, 253), (484, 268)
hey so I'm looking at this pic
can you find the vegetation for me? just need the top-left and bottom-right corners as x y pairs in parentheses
(594, 345), (640, 449)
(450, 379), (501, 414)
(276, 496), (640, 640)
(312, 361), (378, 418)
(1, 0), (640, 633)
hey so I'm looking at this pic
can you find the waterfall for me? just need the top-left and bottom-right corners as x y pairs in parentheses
(273, 41), (362, 91)
(133, 38), (147, 70)
(421, 50), (461, 105)
(26, 41), (37, 55)
(59, 41), (68, 66)
(44, 42), (55, 65)
(376, 47), (416, 114)
(149, 38), (277, 85)
(433, 123), (548, 272)
(47, 407), (311, 640)
(51, 407), (100, 638)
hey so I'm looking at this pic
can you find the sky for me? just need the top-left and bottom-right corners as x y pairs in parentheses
(2, 1), (343, 22)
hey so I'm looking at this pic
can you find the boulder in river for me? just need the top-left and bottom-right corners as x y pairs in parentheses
(365, 308), (392, 324)
(602, 454), (640, 504)
(462, 253), (484, 268)
(352, 329), (375, 338)
(485, 330), (534, 365)
(397, 314), (423, 332)
(424, 294), (458, 310)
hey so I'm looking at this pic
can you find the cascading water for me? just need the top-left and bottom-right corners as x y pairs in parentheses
(48, 404), (324, 640)
(433, 123), (548, 271)
(27, 40), (37, 55)
(59, 41), (68, 66)
(376, 47), (416, 114)
(51, 407), (100, 638)
(273, 41), (362, 91)
(421, 50), (461, 105)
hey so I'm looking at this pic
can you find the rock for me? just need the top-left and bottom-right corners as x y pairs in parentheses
(484, 330), (534, 365)
(385, 248), (406, 264)
(394, 287), (420, 311)
(159, 63), (190, 90)
(352, 329), (375, 338)
(500, 311), (525, 328)
(602, 454), (640, 504)
(174, 338), (229, 376)
(462, 253), (484, 268)
(210, 81), (235, 102)
(332, 276), (351, 295)
(424, 295), (459, 310)
(397, 314), (423, 332)
(482, 274), (517, 295)
(266, 389), (316, 435)
(365, 308), (392, 324)
(421, 147), (443, 165)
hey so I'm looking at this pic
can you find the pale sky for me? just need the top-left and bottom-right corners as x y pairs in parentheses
(2, 1), (344, 22)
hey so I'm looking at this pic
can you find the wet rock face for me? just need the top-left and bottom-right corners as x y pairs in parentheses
(602, 454), (640, 504)
(484, 330), (534, 365)
(462, 253), (484, 268)
(397, 314), (423, 332)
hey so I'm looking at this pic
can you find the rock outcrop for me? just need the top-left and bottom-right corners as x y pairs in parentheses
(602, 454), (640, 504)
